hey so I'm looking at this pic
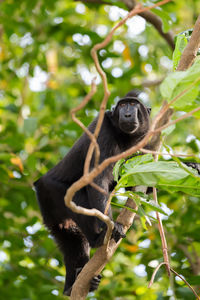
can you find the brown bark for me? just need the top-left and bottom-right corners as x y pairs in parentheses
(177, 15), (200, 71)
(70, 198), (138, 300)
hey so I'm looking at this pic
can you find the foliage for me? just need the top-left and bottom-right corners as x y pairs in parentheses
(161, 57), (200, 111)
(0, 0), (200, 299)
(114, 155), (200, 195)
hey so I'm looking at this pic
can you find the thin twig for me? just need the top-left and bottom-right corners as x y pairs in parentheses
(104, 189), (115, 215)
(122, 0), (174, 49)
(72, 114), (100, 169)
(170, 268), (200, 300)
(148, 262), (169, 288)
(151, 76), (200, 135)
(168, 76), (200, 107)
(70, 79), (101, 171)
(71, 79), (97, 114)
(153, 145), (171, 276)
(90, 182), (108, 196)
(149, 263), (200, 300)
(154, 105), (200, 134)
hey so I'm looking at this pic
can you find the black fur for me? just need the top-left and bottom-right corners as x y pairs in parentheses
(34, 92), (151, 295)
(185, 162), (200, 175)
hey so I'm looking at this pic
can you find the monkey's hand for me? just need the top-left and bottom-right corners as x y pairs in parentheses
(112, 222), (126, 243)
(95, 221), (126, 247)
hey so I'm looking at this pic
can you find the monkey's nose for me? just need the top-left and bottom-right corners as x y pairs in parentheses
(125, 113), (131, 118)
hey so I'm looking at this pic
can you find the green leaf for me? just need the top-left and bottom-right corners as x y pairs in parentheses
(172, 84), (199, 110)
(140, 198), (168, 215)
(116, 161), (200, 196)
(122, 154), (153, 173)
(173, 34), (188, 71)
(116, 190), (168, 215)
(113, 158), (125, 181)
(160, 71), (186, 100)
(160, 57), (200, 110)
(113, 154), (153, 181)
(111, 201), (138, 214)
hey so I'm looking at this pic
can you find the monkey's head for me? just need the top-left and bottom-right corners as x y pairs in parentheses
(112, 96), (151, 136)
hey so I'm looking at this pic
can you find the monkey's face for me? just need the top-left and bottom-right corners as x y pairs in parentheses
(114, 98), (150, 136)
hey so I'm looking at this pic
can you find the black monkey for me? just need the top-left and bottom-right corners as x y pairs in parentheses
(34, 92), (151, 296)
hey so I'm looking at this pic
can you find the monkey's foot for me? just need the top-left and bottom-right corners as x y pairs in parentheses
(89, 274), (102, 292)
(63, 268), (102, 296)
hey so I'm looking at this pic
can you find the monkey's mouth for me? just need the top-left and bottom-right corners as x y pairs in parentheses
(119, 121), (138, 134)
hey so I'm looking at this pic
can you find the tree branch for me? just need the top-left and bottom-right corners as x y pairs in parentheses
(149, 263), (200, 300)
(122, 0), (175, 50)
(76, 0), (175, 50)
(177, 14), (200, 71)
(71, 79), (101, 170)
(70, 196), (139, 300)
(140, 10), (175, 50)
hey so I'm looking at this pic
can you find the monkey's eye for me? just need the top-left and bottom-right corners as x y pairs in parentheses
(120, 103), (126, 107)
(130, 102), (135, 106)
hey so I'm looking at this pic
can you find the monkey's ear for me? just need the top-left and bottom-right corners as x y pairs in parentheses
(111, 105), (116, 112)
(147, 107), (151, 115)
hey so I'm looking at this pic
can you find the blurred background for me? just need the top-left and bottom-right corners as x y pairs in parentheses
(0, 0), (200, 299)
